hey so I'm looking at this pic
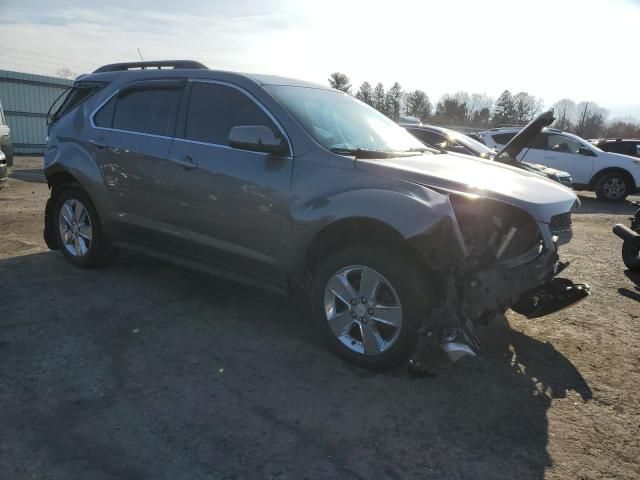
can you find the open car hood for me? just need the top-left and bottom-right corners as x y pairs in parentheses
(495, 110), (555, 163)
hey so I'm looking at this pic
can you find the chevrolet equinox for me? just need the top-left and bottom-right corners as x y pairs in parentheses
(44, 61), (588, 370)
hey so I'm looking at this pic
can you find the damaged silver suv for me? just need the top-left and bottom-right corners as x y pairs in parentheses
(43, 61), (588, 370)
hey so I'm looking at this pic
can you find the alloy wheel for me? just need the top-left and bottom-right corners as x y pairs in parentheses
(323, 265), (403, 356)
(58, 198), (92, 257)
(603, 177), (626, 200)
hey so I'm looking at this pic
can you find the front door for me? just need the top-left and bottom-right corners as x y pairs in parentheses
(543, 133), (594, 184)
(164, 81), (294, 284)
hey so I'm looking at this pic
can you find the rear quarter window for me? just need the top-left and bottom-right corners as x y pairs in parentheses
(49, 82), (106, 124)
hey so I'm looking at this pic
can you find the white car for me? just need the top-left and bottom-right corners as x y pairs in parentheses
(477, 127), (640, 201)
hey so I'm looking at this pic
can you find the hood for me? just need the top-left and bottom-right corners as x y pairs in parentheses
(356, 152), (578, 223)
(495, 110), (555, 162)
(601, 150), (640, 165)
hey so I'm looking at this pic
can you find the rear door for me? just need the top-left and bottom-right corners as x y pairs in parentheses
(164, 80), (294, 284)
(90, 79), (183, 240)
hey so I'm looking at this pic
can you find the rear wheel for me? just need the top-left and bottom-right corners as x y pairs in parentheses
(311, 245), (434, 370)
(53, 187), (113, 268)
(595, 173), (631, 202)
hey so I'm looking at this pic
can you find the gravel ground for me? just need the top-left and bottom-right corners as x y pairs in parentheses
(1, 157), (639, 479)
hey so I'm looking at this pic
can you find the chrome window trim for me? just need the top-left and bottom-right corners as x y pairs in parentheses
(88, 78), (293, 156)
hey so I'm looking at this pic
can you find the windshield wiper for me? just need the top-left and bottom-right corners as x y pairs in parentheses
(330, 147), (424, 159)
(407, 146), (443, 154)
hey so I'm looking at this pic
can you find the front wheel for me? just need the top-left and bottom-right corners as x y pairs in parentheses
(310, 245), (435, 370)
(595, 173), (630, 202)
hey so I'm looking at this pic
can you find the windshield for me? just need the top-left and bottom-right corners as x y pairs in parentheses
(266, 85), (427, 155)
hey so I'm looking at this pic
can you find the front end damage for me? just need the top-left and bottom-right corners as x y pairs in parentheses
(408, 194), (589, 372)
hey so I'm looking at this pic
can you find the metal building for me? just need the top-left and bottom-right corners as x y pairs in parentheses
(0, 70), (73, 155)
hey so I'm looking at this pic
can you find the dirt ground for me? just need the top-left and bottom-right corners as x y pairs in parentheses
(1, 157), (639, 480)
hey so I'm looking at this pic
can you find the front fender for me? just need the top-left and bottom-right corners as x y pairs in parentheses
(286, 183), (467, 284)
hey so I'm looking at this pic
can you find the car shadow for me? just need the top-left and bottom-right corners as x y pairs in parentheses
(573, 193), (638, 215)
(618, 270), (640, 302)
(9, 168), (46, 183)
(0, 251), (591, 479)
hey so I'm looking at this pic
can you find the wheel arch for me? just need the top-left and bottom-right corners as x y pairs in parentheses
(305, 217), (405, 276)
(590, 167), (636, 190)
(286, 186), (467, 288)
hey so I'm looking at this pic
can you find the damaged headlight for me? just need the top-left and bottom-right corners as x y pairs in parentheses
(449, 195), (542, 268)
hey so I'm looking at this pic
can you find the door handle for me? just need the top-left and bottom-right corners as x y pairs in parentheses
(173, 156), (197, 170)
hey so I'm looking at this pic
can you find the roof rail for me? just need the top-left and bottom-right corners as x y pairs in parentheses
(93, 60), (208, 73)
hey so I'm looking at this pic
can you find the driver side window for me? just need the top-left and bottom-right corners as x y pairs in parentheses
(546, 134), (581, 154)
(184, 82), (278, 147)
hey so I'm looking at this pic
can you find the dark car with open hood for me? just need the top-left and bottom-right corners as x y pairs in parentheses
(404, 121), (574, 188)
(43, 60), (589, 371)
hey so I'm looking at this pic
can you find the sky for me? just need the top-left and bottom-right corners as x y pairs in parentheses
(1, 0), (639, 119)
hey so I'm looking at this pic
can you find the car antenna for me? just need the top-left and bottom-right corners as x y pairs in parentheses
(137, 48), (144, 62)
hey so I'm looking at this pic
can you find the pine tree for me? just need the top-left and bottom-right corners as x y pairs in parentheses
(492, 90), (517, 126)
(386, 82), (403, 121)
(328, 72), (352, 93)
(372, 83), (387, 115)
(355, 82), (374, 106)
(405, 90), (432, 122)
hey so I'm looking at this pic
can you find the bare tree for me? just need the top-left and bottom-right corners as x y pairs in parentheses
(603, 118), (640, 138)
(468, 93), (494, 122)
(513, 92), (543, 123)
(56, 67), (76, 79)
(575, 101), (608, 138)
(552, 98), (577, 131)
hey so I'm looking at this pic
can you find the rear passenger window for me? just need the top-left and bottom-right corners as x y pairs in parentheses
(93, 84), (182, 135)
(184, 82), (278, 146)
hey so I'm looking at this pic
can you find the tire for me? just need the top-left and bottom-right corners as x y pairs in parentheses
(595, 172), (631, 202)
(622, 239), (640, 272)
(310, 244), (435, 370)
(53, 187), (113, 268)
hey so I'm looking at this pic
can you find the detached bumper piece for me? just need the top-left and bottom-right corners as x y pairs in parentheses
(511, 277), (590, 319)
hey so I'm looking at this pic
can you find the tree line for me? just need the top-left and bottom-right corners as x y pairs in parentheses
(328, 72), (640, 139)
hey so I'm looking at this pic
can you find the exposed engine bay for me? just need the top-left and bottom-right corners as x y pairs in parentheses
(409, 195), (589, 375)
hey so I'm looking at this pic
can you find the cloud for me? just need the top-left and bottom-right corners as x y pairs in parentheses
(0, 0), (638, 118)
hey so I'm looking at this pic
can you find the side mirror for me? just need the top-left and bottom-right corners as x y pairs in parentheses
(578, 146), (596, 157)
(228, 125), (287, 155)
